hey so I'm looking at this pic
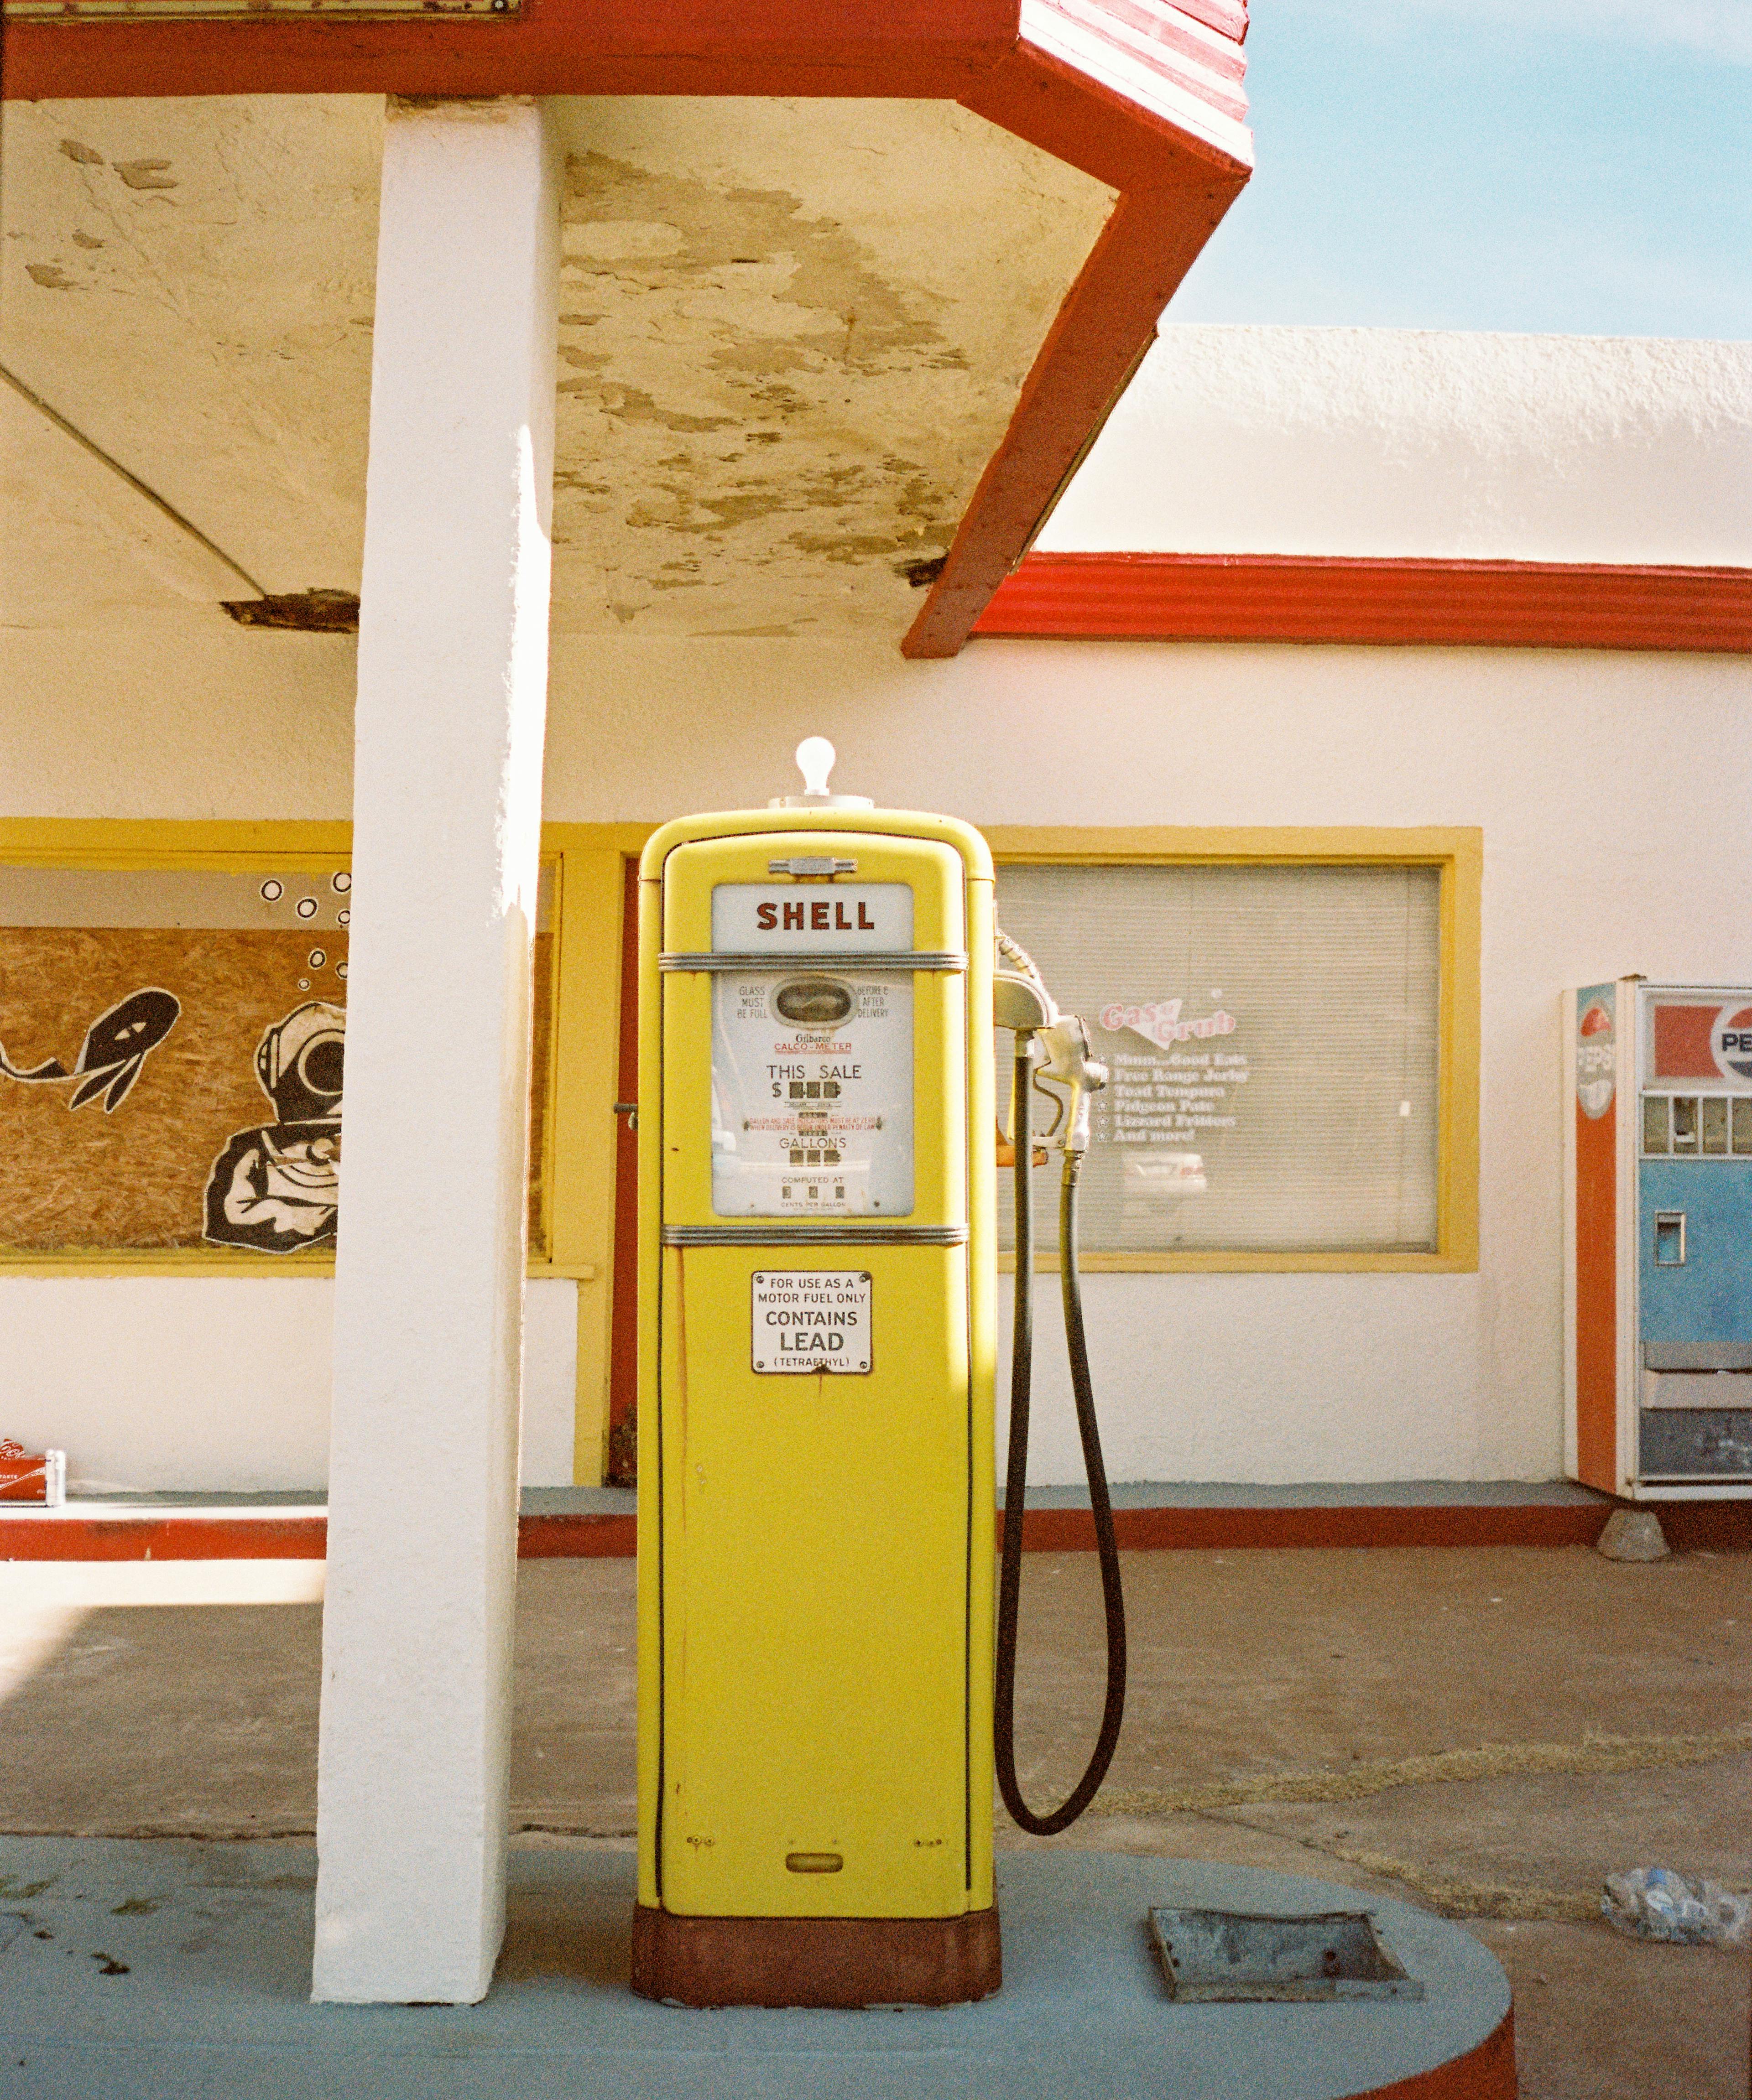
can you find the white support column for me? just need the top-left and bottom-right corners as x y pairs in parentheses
(313, 97), (559, 2006)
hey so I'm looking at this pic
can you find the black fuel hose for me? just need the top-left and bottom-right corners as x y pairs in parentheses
(994, 1041), (1128, 1835)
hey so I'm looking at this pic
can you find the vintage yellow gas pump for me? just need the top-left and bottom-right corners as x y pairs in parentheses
(631, 743), (1124, 2011)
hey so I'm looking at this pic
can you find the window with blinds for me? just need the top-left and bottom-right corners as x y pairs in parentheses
(993, 863), (1442, 1255)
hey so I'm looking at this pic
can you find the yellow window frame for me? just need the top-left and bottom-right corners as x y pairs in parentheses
(983, 826), (1481, 1274)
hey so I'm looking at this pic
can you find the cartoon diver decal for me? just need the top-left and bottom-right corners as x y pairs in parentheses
(0, 987), (182, 1112)
(203, 1001), (344, 1253)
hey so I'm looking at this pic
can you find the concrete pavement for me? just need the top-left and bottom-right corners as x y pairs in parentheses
(0, 1545), (1745, 2096)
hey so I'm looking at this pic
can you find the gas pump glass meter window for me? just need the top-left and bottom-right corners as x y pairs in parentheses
(708, 881), (915, 1216)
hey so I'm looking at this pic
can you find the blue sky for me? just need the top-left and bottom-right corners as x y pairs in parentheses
(1169, 0), (1752, 338)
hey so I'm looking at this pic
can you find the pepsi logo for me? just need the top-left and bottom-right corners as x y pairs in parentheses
(1714, 1006), (1752, 1080)
(1577, 997), (1616, 1117)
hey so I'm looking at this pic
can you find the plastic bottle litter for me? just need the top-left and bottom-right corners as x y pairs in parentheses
(1602, 1868), (1751, 1946)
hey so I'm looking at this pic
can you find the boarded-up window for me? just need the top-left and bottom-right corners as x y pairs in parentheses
(0, 862), (556, 1258)
(994, 863), (1441, 1255)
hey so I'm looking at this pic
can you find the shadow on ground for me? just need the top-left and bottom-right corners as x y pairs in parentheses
(0, 1544), (1745, 2098)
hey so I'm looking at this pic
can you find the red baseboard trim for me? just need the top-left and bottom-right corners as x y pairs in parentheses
(15, 1496), (1745, 1561)
(1020, 1502), (1617, 1551)
(523, 1503), (1631, 1556)
(971, 552), (1752, 653)
(1654, 1501), (1752, 1553)
(0, 1514), (328, 1561)
(518, 1512), (637, 1557)
(0, 1511), (632, 1562)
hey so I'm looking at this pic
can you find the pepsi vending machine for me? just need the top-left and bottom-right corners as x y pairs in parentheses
(1565, 981), (1752, 1500)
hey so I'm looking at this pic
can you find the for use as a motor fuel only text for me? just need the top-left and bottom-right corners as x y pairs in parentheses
(751, 1270), (872, 1374)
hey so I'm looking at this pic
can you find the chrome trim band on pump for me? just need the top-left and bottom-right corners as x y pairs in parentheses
(662, 1222), (970, 1248)
(659, 950), (968, 973)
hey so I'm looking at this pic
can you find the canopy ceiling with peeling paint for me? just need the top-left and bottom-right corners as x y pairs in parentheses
(1, 3), (1250, 653)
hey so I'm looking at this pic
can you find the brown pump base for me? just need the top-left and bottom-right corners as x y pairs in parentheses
(630, 1902), (1002, 2009)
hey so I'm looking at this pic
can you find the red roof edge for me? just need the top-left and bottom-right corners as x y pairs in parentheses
(970, 553), (1752, 653)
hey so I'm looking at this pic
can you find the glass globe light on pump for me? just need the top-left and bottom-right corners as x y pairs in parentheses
(797, 737), (836, 798)
(771, 735), (873, 810)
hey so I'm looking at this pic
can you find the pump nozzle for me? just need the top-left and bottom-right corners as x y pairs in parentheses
(992, 930), (1106, 1154)
(1034, 1016), (1108, 1156)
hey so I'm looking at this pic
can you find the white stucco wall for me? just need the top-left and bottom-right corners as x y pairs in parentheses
(545, 631), (1752, 1487)
(8, 620), (1750, 1487)
(1041, 327), (1752, 565)
(4, 328), (1748, 1490)
(0, 1274), (577, 1494)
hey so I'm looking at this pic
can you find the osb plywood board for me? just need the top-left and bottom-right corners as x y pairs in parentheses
(0, 928), (347, 1252)
(0, 926), (554, 1255)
